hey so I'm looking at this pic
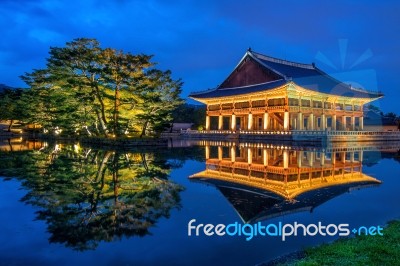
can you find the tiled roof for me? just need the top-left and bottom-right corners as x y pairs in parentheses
(251, 51), (381, 98)
(190, 50), (383, 99)
(189, 79), (287, 99)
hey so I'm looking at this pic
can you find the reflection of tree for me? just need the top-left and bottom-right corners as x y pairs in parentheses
(0, 144), (183, 251)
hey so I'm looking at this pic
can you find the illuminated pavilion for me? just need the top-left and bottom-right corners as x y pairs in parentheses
(190, 142), (381, 223)
(189, 49), (383, 132)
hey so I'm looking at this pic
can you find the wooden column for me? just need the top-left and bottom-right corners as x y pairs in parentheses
(263, 149), (268, 166)
(205, 145), (210, 159)
(284, 111), (289, 130)
(309, 114), (314, 130)
(360, 116), (364, 131)
(321, 114), (326, 130)
(218, 115), (223, 130)
(218, 146), (222, 160)
(351, 116), (355, 131)
(298, 112), (303, 130)
(247, 148), (252, 164)
(263, 112), (269, 130)
(332, 115), (337, 130)
(248, 113), (253, 130)
(206, 115), (210, 130)
(231, 114), (236, 131)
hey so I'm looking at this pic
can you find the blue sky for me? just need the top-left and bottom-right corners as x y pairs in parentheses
(1, 0), (400, 113)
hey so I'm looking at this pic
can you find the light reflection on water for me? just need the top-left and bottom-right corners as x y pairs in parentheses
(0, 138), (399, 265)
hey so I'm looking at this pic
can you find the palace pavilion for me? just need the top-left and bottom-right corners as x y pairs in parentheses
(190, 141), (381, 223)
(189, 49), (383, 132)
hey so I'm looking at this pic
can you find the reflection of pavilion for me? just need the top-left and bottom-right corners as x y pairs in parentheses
(190, 144), (381, 223)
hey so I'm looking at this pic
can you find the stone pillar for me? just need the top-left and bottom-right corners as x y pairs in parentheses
(218, 115), (223, 130)
(297, 151), (303, 167)
(309, 114), (314, 130)
(351, 116), (355, 131)
(309, 152), (314, 167)
(205, 115), (210, 130)
(218, 146), (222, 160)
(342, 116), (346, 131)
(284, 111), (289, 130)
(283, 150), (289, 169)
(298, 112), (303, 130)
(332, 152), (336, 164)
(263, 149), (268, 166)
(247, 148), (252, 164)
(293, 116), (297, 130)
(321, 114), (326, 130)
(342, 152), (346, 163)
(248, 113), (253, 130)
(359, 150), (363, 162)
(350, 152), (354, 162)
(332, 115), (337, 130)
(360, 116), (364, 131)
(230, 146), (236, 163)
(263, 112), (269, 130)
(205, 145), (210, 159)
(231, 114), (236, 131)
(320, 152), (325, 166)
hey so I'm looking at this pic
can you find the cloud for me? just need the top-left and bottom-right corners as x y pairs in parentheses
(0, 0), (399, 112)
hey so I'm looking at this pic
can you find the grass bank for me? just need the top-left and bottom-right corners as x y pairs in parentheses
(278, 220), (400, 266)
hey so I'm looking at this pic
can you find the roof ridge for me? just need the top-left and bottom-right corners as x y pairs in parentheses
(218, 79), (286, 90)
(190, 87), (217, 96)
(251, 50), (315, 69)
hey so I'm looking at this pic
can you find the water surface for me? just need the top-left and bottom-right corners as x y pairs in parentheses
(0, 139), (399, 265)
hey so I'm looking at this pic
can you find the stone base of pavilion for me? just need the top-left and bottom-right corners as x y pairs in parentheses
(182, 130), (400, 143)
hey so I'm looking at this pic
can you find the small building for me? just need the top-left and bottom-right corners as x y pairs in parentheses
(169, 123), (193, 132)
(363, 111), (399, 131)
(189, 49), (383, 132)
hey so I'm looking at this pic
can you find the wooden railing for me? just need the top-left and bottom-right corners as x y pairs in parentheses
(183, 129), (400, 137)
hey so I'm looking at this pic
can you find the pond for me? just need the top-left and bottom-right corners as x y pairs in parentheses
(0, 138), (399, 265)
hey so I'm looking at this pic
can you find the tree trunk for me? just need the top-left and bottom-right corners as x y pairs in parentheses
(93, 84), (108, 126)
(140, 153), (148, 171)
(8, 138), (13, 152)
(140, 120), (149, 138)
(114, 85), (120, 137)
(8, 120), (14, 132)
(95, 151), (112, 182)
(112, 152), (119, 204)
(95, 110), (107, 137)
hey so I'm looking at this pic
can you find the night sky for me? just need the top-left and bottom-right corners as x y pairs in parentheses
(1, 0), (400, 113)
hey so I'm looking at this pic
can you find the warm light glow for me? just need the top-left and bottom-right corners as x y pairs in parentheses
(283, 111), (289, 130)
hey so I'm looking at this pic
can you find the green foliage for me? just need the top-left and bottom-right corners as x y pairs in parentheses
(384, 112), (398, 119)
(0, 88), (26, 131)
(20, 38), (183, 138)
(135, 69), (184, 137)
(172, 103), (206, 128)
(282, 220), (400, 266)
(366, 104), (381, 113)
(0, 143), (184, 250)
